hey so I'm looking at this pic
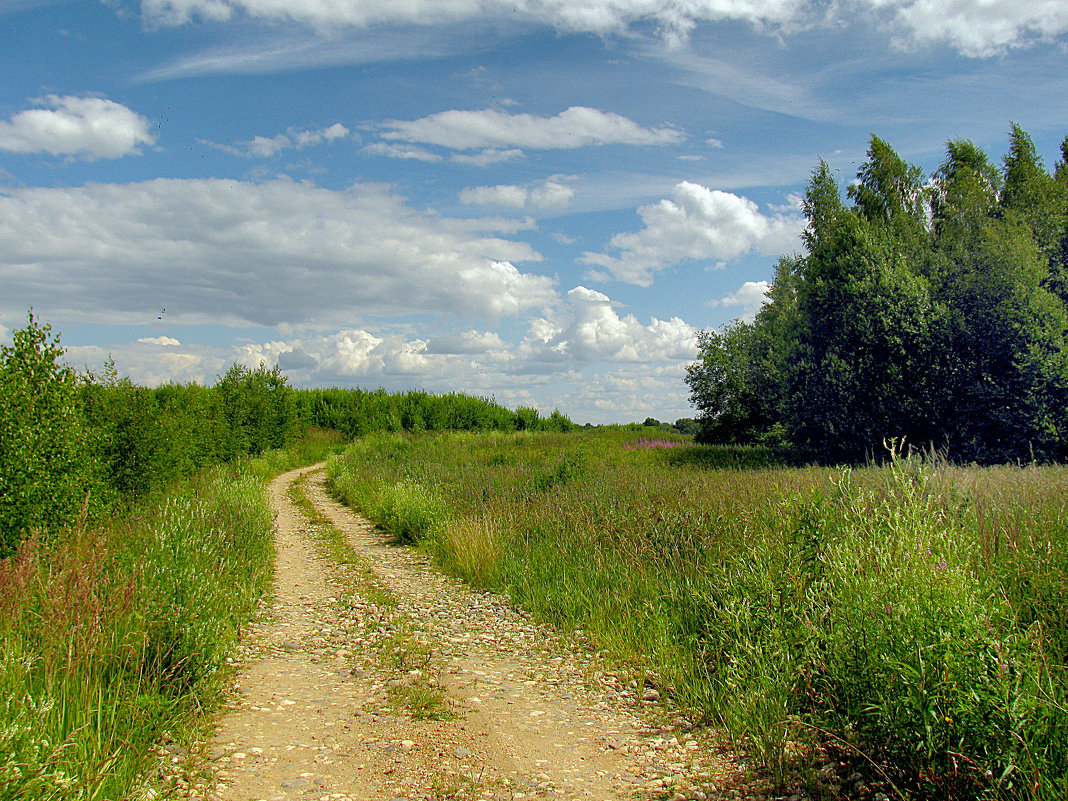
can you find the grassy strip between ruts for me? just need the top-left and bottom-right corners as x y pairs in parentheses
(325, 429), (1068, 801)
(287, 472), (454, 723)
(0, 429), (346, 801)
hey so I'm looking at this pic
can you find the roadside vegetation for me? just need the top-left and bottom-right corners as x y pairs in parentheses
(327, 429), (1067, 800)
(0, 315), (575, 799)
(0, 313), (574, 560)
(0, 434), (348, 801)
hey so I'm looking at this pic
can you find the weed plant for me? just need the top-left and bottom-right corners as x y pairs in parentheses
(326, 430), (1068, 800)
(0, 434), (344, 800)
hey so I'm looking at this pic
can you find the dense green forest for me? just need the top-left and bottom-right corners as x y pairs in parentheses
(0, 313), (574, 556)
(687, 125), (1068, 464)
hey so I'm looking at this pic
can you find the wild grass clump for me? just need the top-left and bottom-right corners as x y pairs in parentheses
(698, 458), (1044, 796)
(326, 434), (450, 545)
(326, 429), (1068, 799)
(0, 432), (342, 801)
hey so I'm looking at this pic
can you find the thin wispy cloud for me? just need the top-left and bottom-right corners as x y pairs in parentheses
(380, 106), (684, 151)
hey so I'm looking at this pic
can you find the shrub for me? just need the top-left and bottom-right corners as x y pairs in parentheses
(0, 313), (97, 556)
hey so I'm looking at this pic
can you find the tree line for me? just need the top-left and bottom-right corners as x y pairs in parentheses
(687, 125), (1068, 464)
(0, 313), (574, 556)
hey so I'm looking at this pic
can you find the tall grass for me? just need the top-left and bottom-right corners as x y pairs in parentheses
(326, 430), (1068, 799)
(0, 429), (346, 800)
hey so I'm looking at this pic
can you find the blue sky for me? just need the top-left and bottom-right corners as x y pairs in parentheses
(2, 1), (1067, 423)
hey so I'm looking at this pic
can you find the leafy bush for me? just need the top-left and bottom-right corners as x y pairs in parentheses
(0, 313), (97, 556)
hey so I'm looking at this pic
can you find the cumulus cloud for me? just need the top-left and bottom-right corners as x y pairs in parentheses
(712, 280), (771, 322)
(520, 285), (697, 364)
(0, 95), (155, 160)
(209, 122), (350, 157)
(64, 340), (223, 386)
(230, 284), (696, 379)
(860, 0), (1068, 57)
(557, 362), (695, 422)
(381, 106), (683, 151)
(425, 330), (507, 355)
(459, 177), (574, 210)
(137, 335), (182, 346)
(233, 327), (505, 387)
(0, 178), (555, 327)
(581, 182), (804, 286)
(459, 184), (529, 209)
(219, 284), (699, 421)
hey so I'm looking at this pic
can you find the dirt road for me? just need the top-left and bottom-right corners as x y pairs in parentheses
(169, 464), (733, 801)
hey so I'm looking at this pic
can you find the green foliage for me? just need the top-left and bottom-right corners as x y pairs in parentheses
(0, 313), (97, 556)
(216, 362), (297, 459)
(294, 387), (551, 437)
(326, 435), (451, 545)
(0, 451), (281, 800)
(687, 126), (1068, 465)
(788, 211), (942, 463)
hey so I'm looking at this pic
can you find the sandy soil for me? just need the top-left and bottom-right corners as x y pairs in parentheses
(161, 464), (739, 801)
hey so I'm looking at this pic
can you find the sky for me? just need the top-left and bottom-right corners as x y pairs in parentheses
(1, 1), (1067, 424)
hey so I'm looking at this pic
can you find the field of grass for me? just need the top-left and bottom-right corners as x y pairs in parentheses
(0, 428), (345, 801)
(326, 430), (1068, 800)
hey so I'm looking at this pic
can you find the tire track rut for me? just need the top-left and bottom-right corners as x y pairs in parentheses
(170, 464), (733, 801)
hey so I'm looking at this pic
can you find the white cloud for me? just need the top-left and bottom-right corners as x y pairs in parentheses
(361, 142), (443, 161)
(451, 148), (524, 166)
(459, 184), (529, 209)
(0, 178), (555, 327)
(139, 0), (804, 40)
(712, 280), (771, 322)
(235, 328), (484, 385)
(529, 180), (574, 210)
(206, 122), (350, 157)
(241, 122), (351, 157)
(581, 182), (804, 286)
(137, 1), (1068, 58)
(0, 95), (155, 160)
(424, 330), (507, 355)
(137, 335), (182, 346)
(459, 177), (574, 210)
(64, 341), (223, 386)
(558, 362), (696, 423)
(381, 106), (683, 151)
(520, 285), (697, 364)
(860, 0), (1068, 57)
(219, 284), (699, 421)
(55, 279), (702, 424)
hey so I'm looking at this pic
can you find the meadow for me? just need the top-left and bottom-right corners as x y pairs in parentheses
(327, 429), (1068, 800)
